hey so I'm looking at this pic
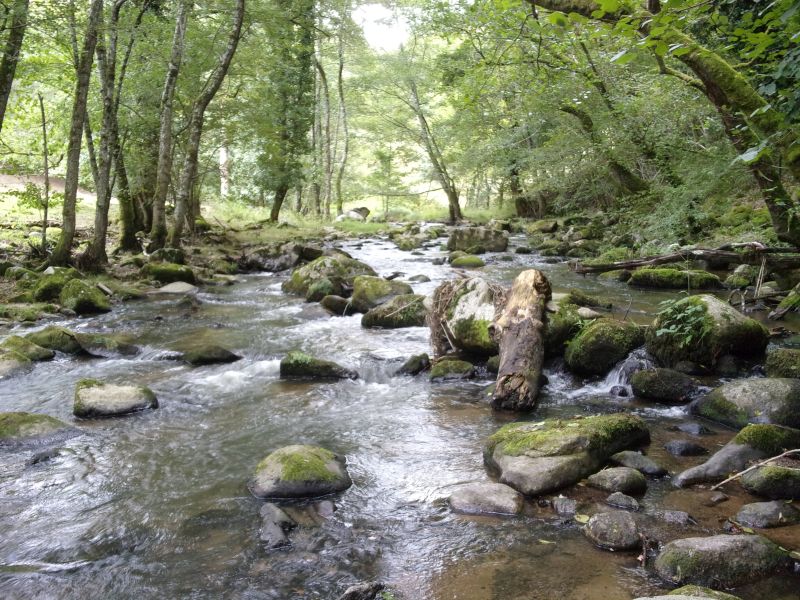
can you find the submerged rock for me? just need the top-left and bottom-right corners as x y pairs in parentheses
(0, 412), (75, 447)
(282, 254), (376, 296)
(653, 534), (791, 588)
(74, 332), (139, 358)
(631, 368), (694, 404)
(564, 319), (644, 376)
(665, 440), (708, 457)
(587, 467), (647, 495)
(73, 379), (158, 418)
(735, 500), (800, 528)
(259, 503), (295, 549)
(646, 295), (768, 370)
(741, 464), (800, 499)
(674, 424), (800, 487)
(172, 339), (241, 366)
(336, 582), (385, 600)
(250, 445), (352, 499)
(395, 353), (431, 376)
(584, 511), (641, 551)
(483, 413), (649, 496)
(610, 450), (667, 477)
(280, 351), (358, 380)
(24, 326), (84, 354)
(430, 359), (474, 382)
(320, 295), (357, 316)
(361, 294), (426, 329)
(350, 276), (413, 313)
(448, 482), (523, 515)
(447, 227), (508, 252)
(696, 378), (800, 429)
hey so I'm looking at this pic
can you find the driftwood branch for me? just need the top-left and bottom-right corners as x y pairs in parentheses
(709, 449), (800, 491)
(571, 242), (800, 275)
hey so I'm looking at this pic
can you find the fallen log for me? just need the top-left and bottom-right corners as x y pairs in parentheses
(571, 243), (800, 275)
(491, 269), (551, 412)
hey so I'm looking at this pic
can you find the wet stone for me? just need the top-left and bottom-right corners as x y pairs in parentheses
(606, 492), (639, 511)
(552, 496), (577, 516)
(661, 510), (694, 526)
(583, 511), (641, 551)
(703, 492), (729, 507)
(610, 450), (667, 476)
(587, 467), (647, 495)
(735, 500), (800, 529)
(448, 482), (524, 516)
(665, 440), (709, 457)
(259, 503), (295, 549)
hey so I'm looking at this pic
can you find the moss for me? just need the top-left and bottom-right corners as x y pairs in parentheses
(59, 279), (111, 315)
(742, 464), (800, 499)
(765, 348), (800, 378)
(0, 336), (54, 361)
(0, 303), (58, 322)
(697, 389), (749, 428)
(486, 355), (501, 373)
(306, 278), (338, 302)
(733, 424), (800, 455)
(0, 412), (67, 442)
(280, 351), (355, 379)
(361, 294), (426, 328)
(263, 446), (338, 483)
(668, 585), (741, 599)
(5, 266), (36, 281)
(282, 255), (376, 295)
(351, 276), (412, 312)
(565, 319), (644, 376)
(141, 262), (196, 284)
(562, 289), (610, 309)
(777, 285), (800, 313)
(25, 326), (84, 354)
(32, 270), (79, 302)
(451, 316), (495, 354)
(544, 303), (584, 357)
(430, 359), (474, 380)
(487, 413), (649, 458)
(628, 268), (721, 290)
(724, 275), (751, 289)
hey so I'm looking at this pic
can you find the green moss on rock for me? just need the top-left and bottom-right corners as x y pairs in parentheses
(451, 255), (485, 268)
(280, 350), (357, 380)
(0, 411), (70, 444)
(0, 303), (58, 322)
(765, 348), (800, 378)
(741, 464), (800, 499)
(24, 326), (84, 354)
(141, 262), (196, 284)
(282, 255), (376, 296)
(59, 279), (111, 315)
(565, 319), (644, 376)
(544, 303), (583, 357)
(628, 268), (721, 290)
(430, 359), (474, 381)
(733, 424), (800, 455)
(351, 276), (413, 313)
(0, 336), (55, 361)
(361, 294), (426, 329)
(32, 270), (79, 302)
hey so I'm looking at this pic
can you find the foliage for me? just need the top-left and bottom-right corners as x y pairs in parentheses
(654, 295), (709, 350)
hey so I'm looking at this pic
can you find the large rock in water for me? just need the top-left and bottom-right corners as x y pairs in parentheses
(361, 294), (427, 329)
(282, 254), (376, 296)
(73, 379), (158, 418)
(430, 277), (500, 356)
(583, 511), (641, 551)
(741, 463), (800, 499)
(673, 424), (800, 487)
(141, 262), (196, 284)
(0, 412), (75, 447)
(564, 319), (644, 376)
(447, 227), (508, 252)
(0, 350), (31, 378)
(631, 368), (695, 404)
(0, 336), (54, 361)
(635, 586), (743, 600)
(239, 242), (324, 272)
(350, 276), (413, 313)
(448, 482), (523, 515)
(483, 414), (650, 496)
(627, 268), (721, 290)
(695, 378), (800, 429)
(736, 500), (800, 528)
(59, 279), (111, 315)
(653, 534), (791, 588)
(250, 445), (352, 499)
(645, 294), (768, 370)
(280, 351), (358, 380)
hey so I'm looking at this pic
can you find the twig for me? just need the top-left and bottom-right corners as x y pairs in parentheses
(710, 449), (800, 491)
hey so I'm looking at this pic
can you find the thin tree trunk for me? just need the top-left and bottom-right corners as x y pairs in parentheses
(168, 0), (245, 247)
(50, 0), (103, 266)
(270, 183), (289, 222)
(491, 269), (551, 412)
(219, 144), (230, 198)
(334, 24), (349, 215)
(0, 0), (29, 136)
(38, 93), (50, 252)
(314, 54), (332, 216)
(312, 72), (322, 215)
(150, 0), (189, 250)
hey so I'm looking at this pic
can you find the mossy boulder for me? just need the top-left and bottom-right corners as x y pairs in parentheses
(5, 266), (36, 281)
(250, 444), (352, 499)
(148, 247), (185, 265)
(741, 464), (800, 499)
(361, 294), (426, 329)
(25, 326), (84, 354)
(0, 303), (58, 322)
(653, 534), (791, 588)
(765, 347), (800, 378)
(435, 277), (499, 356)
(544, 302), (583, 358)
(631, 368), (695, 404)
(59, 279), (111, 315)
(447, 227), (508, 252)
(73, 379), (158, 418)
(673, 424), (800, 487)
(560, 289), (610, 309)
(628, 268), (721, 290)
(696, 378), (800, 429)
(74, 333), (139, 357)
(430, 359), (474, 382)
(483, 413), (650, 496)
(0, 411), (74, 447)
(451, 255), (485, 268)
(320, 295), (357, 316)
(527, 219), (558, 234)
(666, 585), (742, 600)
(305, 278), (342, 302)
(0, 350), (31, 378)
(175, 343), (241, 366)
(350, 276), (413, 313)
(0, 336), (54, 361)
(280, 351), (358, 380)
(282, 254), (376, 296)
(396, 353), (431, 376)
(32, 269), (80, 301)
(564, 319), (644, 376)
(646, 295), (768, 370)
(141, 262), (196, 284)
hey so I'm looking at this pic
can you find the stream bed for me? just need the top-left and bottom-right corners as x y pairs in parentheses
(1, 235), (799, 599)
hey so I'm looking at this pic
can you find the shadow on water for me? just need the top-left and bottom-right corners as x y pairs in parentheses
(0, 234), (798, 599)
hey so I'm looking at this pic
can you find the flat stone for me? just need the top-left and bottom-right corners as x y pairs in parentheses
(151, 281), (199, 294)
(736, 500), (800, 528)
(74, 380), (158, 418)
(583, 511), (641, 551)
(448, 482), (523, 515)
(587, 467), (647, 495)
(610, 450), (667, 476)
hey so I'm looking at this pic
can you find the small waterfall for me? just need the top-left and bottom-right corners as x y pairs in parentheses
(568, 347), (655, 400)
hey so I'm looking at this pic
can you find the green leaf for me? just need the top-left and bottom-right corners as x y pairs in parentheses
(610, 50), (635, 65)
(574, 514), (590, 524)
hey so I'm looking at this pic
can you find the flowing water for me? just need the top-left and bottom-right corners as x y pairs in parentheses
(1, 234), (799, 599)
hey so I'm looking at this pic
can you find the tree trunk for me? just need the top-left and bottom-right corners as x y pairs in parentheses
(38, 93), (50, 252)
(50, 0), (103, 266)
(168, 0), (244, 248)
(334, 24), (349, 215)
(0, 0), (29, 136)
(270, 183), (289, 222)
(314, 54), (333, 216)
(491, 269), (551, 412)
(150, 0), (189, 250)
(219, 144), (230, 198)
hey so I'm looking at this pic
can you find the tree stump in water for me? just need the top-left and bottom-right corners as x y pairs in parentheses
(491, 269), (551, 411)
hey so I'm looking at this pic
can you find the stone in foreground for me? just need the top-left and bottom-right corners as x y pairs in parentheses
(741, 463), (800, 499)
(735, 500), (800, 528)
(448, 482), (523, 515)
(0, 412), (75, 447)
(695, 378), (800, 429)
(653, 534), (791, 588)
(280, 351), (358, 380)
(484, 413), (649, 496)
(583, 511), (640, 551)
(74, 379), (158, 418)
(250, 445), (352, 499)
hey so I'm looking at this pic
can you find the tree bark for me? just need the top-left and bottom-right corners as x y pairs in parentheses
(491, 269), (551, 412)
(0, 0), (29, 136)
(50, 0), (103, 266)
(38, 93), (50, 252)
(314, 54), (333, 216)
(168, 0), (244, 247)
(150, 0), (189, 250)
(334, 23), (349, 215)
(270, 183), (289, 222)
